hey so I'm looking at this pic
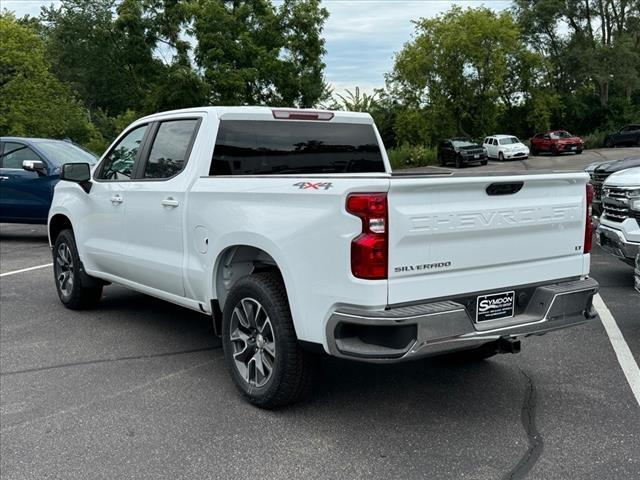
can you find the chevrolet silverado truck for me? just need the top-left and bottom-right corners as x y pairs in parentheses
(588, 155), (640, 218)
(48, 107), (599, 408)
(596, 167), (640, 266)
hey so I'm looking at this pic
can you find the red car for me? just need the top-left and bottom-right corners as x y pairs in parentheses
(530, 130), (584, 156)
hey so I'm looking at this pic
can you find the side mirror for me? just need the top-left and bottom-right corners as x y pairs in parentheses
(22, 160), (47, 176)
(60, 163), (92, 193)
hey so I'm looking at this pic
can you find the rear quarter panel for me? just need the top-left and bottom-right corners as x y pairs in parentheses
(185, 175), (391, 345)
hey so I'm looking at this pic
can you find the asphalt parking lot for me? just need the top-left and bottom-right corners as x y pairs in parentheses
(1, 148), (639, 480)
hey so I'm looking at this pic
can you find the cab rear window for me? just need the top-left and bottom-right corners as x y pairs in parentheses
(210, 120), (385, 175)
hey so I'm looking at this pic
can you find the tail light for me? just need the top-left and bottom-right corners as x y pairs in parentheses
(584, 183), (594, 254)
(346, 193), (388, 279)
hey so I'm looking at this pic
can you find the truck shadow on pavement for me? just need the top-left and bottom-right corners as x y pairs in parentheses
(93, 287), (524, 419)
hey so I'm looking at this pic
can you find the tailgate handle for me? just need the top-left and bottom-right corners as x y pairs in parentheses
(486, 182), (524, 196)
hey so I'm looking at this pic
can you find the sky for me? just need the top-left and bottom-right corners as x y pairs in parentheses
(2, 0), (512, 94)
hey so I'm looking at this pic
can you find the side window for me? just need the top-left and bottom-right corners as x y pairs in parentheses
(1, 142), (42, 169)
(96, 125), (148, 181)
(142, 119), (199, 179)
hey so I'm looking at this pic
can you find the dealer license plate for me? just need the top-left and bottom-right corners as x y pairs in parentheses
(476, 291), (515, 322)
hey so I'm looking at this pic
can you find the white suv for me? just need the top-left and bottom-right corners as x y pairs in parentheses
(483, 135), (530, 161)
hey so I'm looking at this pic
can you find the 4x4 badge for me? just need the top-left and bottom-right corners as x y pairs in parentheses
(293, 182), (333, 190)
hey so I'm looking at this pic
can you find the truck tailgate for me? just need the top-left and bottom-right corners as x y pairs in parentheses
(387, 173), (589, 305)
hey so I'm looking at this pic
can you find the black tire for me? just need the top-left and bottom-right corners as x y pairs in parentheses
(636, 137), (640, 147)
(498, 152), (504, 162)
(481, 159), (488, 166)
(53, 229), (103, 309)
(551, 145), (559, 156)
(530, 147), (538, 156)
(455, 154), (463, 168)
(222, 272), (315, 409)
(576, 149), (583, 154)
(438, 154), (446, 167)
(604, 137), (614, 148)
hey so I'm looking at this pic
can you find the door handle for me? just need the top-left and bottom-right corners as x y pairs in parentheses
(0, 176), (9, 181)
(161, 197), (179, 208)
(110, 195), (123, 205)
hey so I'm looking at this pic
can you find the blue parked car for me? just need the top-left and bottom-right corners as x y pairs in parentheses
(0, 137), (98, 224)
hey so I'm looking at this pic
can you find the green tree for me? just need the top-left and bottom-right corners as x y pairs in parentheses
(278, 0), (330, 107)
(514, 0), (640, 134)
(41, 0), (159, 115)
(0, 13), (98, 144)
(331, 87), (380, 112)
(388, 6), (542, 139)
(191, 0), (329, 107)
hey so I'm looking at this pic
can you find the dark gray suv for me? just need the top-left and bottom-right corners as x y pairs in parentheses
(604, 124), (640, 147)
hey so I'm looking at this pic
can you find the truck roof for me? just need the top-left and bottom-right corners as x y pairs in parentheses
(136, 106), (374, 124)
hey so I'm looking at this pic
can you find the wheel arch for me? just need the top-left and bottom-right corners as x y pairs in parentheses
(211, 242), (304, 338)
(211, 239), (306, 329)
(49, 213), (74, 247)
(213, 245), (282, 309)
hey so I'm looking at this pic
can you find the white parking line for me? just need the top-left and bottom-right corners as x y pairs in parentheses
(594, 293), (640, 406)
(0, 263), (53, 278)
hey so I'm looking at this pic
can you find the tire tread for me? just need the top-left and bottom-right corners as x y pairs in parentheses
(53, 229), (102, 310)
(223, 272), (314, 409)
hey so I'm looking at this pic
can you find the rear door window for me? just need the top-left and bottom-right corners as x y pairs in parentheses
(210, 120), (385, 175)
(1, 143), (42, 169)
(142, 119), (199, 179)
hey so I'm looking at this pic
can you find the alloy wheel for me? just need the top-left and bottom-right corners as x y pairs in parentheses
(55, 242), (74, 297)
(229, 298), (276, 388)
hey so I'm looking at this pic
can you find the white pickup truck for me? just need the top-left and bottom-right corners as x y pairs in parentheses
(49, 107), (599, 408)
(596, 167), (640, 266)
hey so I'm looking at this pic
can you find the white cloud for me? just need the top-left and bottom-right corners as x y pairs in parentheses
(322, 1), (512, 93)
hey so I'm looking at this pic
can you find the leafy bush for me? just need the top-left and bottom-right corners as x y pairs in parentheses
(582, 129), (609, 149)
(387, 144), (437, 170)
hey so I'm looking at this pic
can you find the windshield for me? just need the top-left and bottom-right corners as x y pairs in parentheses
(35, 141), (97, 166)
(451, 139), (476, 147)
(499, 137), (521, 145)
(550, 131), (573, 139)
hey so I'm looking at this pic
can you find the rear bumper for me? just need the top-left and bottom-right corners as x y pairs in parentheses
(326, 278), (598, 363)
(596, 224), (640, 263)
